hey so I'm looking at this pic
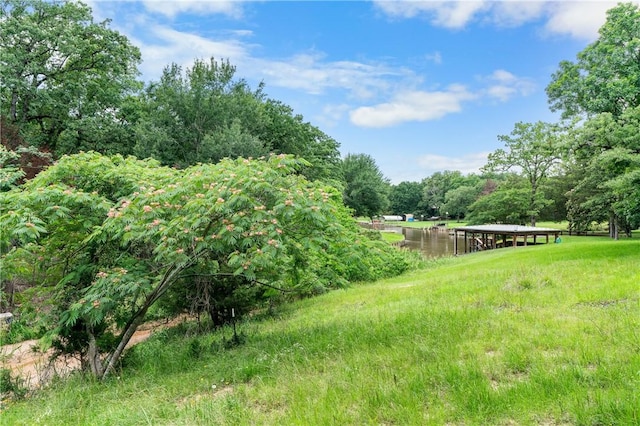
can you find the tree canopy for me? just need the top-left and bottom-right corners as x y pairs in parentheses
(134, 58), (341, 181)
(421, 170), (468, 217)
(546, 3), (640, 119)
(465, 175), (533, 225)
(565, 106), (640, 237)
(0, 2), (341, 183)
(0, 0), (141, 154)
(544, 2), (640, 237)
(0, 152), (414, 378)
(389, 181), (425, 217)
(341, 153), (390, 218)
(484, 121), (562, 226)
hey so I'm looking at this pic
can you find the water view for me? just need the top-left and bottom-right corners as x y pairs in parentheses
(363, 222), (466, 258)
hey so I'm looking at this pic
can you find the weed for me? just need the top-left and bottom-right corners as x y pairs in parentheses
(0, 368), (28, 400)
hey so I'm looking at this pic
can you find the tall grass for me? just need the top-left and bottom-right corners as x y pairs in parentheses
(3, 236), (639, 425)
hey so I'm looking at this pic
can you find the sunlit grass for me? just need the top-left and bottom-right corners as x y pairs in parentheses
(379, 231), (404, 243)
(3, 236), (640, 424)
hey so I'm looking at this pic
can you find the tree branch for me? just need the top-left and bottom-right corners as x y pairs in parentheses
(176, 272), (295, 294)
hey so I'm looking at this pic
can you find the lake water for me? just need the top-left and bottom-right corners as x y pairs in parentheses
(367, 223), (467, 258)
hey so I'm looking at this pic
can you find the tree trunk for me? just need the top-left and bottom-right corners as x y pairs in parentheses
(609, 214), (619, 240)
(529, 186), (537, 227)
(11, 92), (18, 122)
(101, 261), (194, 379)
(100, 306), (148, 380)
(87, 325), (104, 377)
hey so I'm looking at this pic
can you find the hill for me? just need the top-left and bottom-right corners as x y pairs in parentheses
(2, 236), (639, 424)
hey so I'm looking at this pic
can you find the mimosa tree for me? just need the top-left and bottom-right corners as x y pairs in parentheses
(1, 152), (413, 378)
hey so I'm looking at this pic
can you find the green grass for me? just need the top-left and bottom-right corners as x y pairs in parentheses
(3, 236), (640, 425)
(379, 231), (404, 243)
(534, 220), (568, 230)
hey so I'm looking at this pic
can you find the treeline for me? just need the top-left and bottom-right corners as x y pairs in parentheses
(0, 1), (342, 185)
(388, 166), (567, 227)
(2, 2), (640, 236)
(386, 3), (640, 237)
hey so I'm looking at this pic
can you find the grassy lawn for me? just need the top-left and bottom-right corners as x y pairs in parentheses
(3, 236), (639, 424)
(379, 231), (405, 244)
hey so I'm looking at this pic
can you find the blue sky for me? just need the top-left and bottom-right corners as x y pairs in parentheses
(86, 1), (624, 183)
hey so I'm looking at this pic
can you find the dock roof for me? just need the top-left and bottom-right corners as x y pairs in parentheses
(451, 224), (562, 255)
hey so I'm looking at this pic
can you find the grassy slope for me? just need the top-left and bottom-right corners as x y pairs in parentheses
(3, 237), (639, 425)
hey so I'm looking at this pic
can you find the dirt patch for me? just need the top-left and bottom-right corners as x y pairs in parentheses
(1, 315), (191, 390)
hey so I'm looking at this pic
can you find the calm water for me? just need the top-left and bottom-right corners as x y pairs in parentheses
(367, 223), (466, 258)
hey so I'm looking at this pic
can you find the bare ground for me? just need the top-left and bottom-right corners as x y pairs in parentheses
(1, 315), (191, 390)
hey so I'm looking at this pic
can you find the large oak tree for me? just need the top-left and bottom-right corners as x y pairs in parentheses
(483, 121), (562, 226)
(546, 3), (640, 119)
(134, 58), (341, 181)
(0, 0), (141, 154)
(546, 2), (640, 237)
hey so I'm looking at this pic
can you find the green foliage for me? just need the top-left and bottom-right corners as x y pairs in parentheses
(537, 174), (571, 222)
(341, 153), (390, 218)
(483, 121), (563, 226)
(133, 58), (341, 181)
(0, 0), (141, 154)
(545, 3), (640, 236)
(2, 238), (639, 424)
(421, 170), (469, 215)
(0, 152), (413, 378)
(0, 368), (27, 400)
(547, 3), (640, 119)
(0, 144), (24, 190)
(566, 106), (640, 236)
(465, 176), (542, 225)
(388, 181), (426, 216)
(260, 100), (342, 182)
(443, 184), (483, 220)
(0, 312), (46, 345)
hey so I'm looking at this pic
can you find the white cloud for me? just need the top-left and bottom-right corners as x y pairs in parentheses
(374, 0), (489, 29)
(252, 53), (411, 99)
(348, 68), (533, 128)
(425, 51), (443, 64)
(98, 4), (541, 130)
(490, 1), (547, 27)
(129, 25), (251, 81)
(317, 104), (351, 128)
(482, 69), (535, 102)
(141, 0), (244, 18)
(104, 7), (414, 100)
(231, 29), (254, 37)
(127, 23), (415, 104)
(542, 2), (615, 40)
(374, 0), (631, 41)
(349, 85), (476, 128)
(417, 152), (490, 175)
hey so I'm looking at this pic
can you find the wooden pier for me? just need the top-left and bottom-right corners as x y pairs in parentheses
(452, 224), (561, 256)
